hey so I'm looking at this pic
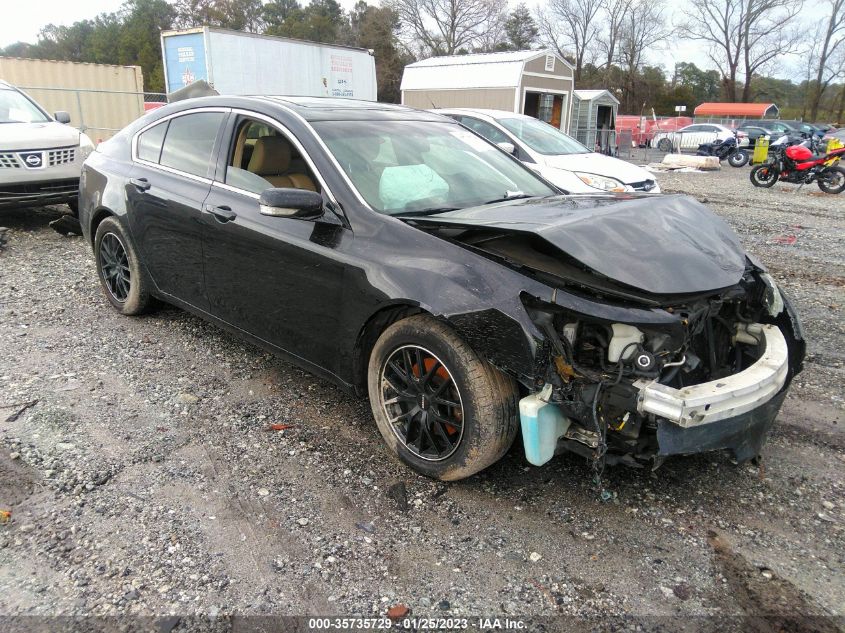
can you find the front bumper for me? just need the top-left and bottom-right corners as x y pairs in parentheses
(519, 323), (791, 466)
(634, 324), (788, 427)
(0, 178), (79, 209)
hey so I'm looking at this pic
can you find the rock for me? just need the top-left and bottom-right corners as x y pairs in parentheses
(673, 584), (691, 600)
(529, 552), (542, 562)
(387, 482), (408, 512)
(9, 452), (20, 460)
(761, 569), (773, 579)
(661, 154), (721, 170)
(387, 604), (409, 619)
(659, 586), (675, 599)
(821, 500), (835, 510)
(355, 522), (376, 534)
(297, 518), (309, 526)
(19, 524), (35, 533)
(257, 488), (270, 497)
(176, 393), (200, 405)
(438, 599), (450, 611)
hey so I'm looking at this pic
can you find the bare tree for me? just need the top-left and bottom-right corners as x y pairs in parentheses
(596, 0), (632, 77)
(740, 0), (803, 101)
(807, 0), (845, 120)
(618, 0), (669, 110)
(677, 0), (802, 102)
(536, 0), (603, 81)
(676, 0), (745, 101)
(387, 0), (508, 57)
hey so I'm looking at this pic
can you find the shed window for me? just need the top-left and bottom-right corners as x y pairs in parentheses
(538, 94), (554, 123)
(544, 55), (555, 72)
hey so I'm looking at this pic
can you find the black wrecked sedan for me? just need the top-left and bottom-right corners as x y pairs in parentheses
(79, 97), (805, 481)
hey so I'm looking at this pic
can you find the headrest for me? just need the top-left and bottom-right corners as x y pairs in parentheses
(248, 136), (291, 175)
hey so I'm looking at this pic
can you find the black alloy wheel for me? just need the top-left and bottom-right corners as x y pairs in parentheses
(99, 232), (131, 303)
(93, 216), (152, 315)
(379, 345), (464, 461)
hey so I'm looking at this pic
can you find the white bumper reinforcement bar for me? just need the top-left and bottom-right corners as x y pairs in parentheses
(634, 323), (789, 428)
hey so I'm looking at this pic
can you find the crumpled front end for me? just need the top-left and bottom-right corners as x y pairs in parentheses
(517, 267), (805, 468)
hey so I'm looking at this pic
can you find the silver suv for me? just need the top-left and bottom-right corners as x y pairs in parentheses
(0, 81), (94, 213)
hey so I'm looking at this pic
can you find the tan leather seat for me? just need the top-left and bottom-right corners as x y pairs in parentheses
(247, 136), (316, 191)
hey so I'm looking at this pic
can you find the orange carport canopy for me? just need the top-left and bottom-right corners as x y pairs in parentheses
(693, 102), (779, 117)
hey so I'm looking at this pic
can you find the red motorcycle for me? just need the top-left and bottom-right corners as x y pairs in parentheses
(750, 142), (845, 193)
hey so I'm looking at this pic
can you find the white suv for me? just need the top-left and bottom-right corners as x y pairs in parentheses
(0, 81), (94, 214)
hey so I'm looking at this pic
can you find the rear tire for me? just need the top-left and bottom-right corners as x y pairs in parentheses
(367, 315), (519, 481)
(94, 216), (153, 316)
(728, 150), (749, 167)
(750, 164), (778, 188)
(818, 166), (845, 194)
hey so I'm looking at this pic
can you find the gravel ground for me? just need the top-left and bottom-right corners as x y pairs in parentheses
(0, 165), (843, 630)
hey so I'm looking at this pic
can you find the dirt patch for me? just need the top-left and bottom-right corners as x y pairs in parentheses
(0, 454), (39, 512)
(708, 531), (843, 633)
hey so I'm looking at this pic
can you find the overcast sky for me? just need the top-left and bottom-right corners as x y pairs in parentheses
(1, 0), (802, 80)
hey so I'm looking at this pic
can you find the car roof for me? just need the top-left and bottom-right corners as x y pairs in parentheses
(432, 107), (531, 121)
(153, 95), (448, 123)
(258, 96), (446, 122)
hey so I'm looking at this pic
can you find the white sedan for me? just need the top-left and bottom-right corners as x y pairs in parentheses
(651, 123), (748, 152)
(433, 108), (660, 194)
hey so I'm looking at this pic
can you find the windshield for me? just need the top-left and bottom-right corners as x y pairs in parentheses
(497, 117), (591, 156)
(313, 120), (556, 215)
(0, 88), (50, 124)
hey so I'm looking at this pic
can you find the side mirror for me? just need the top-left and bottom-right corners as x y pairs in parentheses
(54, 111), (71, 124)
(259, 188), (323, 219)
(497, 141), (516, 155)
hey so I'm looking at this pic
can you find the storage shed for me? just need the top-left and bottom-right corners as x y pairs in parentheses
(401, 50), (574, 131)
(571, 89), (619, 153)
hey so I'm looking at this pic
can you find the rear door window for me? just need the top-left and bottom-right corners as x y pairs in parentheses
(159, 112), (225, 178)
(137, 121), (168, 163)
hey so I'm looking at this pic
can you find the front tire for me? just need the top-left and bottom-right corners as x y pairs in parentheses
(818, 166), (845, 194)
(750, 164), (778, 188)
(367, 315), (519, 481)
(94, 216), (152, 315)
(728, 150), (749, 167)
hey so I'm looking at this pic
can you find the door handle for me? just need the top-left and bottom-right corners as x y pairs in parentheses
(205, 204), (237, 223)
(129, 177), (151, 192)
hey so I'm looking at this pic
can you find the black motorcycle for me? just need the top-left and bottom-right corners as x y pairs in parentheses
(696, 132), (749, 167)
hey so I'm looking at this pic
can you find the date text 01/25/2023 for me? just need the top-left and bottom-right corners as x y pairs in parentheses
(307, 617), (527, 630)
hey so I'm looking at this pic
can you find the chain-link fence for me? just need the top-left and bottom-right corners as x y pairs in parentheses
(17, 86), (166, 140)
(572, 126), (676, 165)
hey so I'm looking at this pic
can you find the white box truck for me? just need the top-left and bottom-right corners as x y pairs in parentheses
(160, 27), (377, 100)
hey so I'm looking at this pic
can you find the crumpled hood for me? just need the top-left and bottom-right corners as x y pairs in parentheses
(407, 194), (748, 295)
(0, 121), (80, 150)
(542, 152), (655, 185)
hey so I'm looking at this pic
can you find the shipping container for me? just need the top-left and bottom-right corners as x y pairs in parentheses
(161, 27), (377, 100)
(0, 57), (145, 139)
